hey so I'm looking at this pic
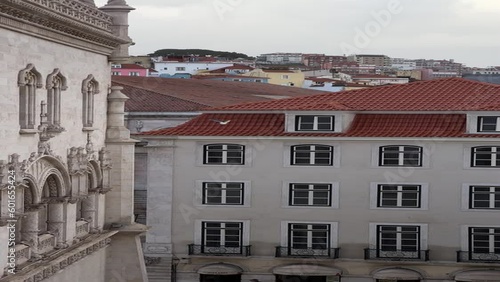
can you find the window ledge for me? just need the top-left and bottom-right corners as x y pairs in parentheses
(19, 129), (40, 135)
(82, 127), (97, 132)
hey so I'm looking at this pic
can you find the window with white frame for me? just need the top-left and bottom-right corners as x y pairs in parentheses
(471, 146), (500, 167)
(289, 183), (331, 206)
(111, 71), (121, 76)
(176, 67), (186, 71)
(288, 223), (330, 251)
(202, 182), (244, 205)
(291, 145), (333, 166)
(203, 144), (245, 165)
(377, 185), (421, 208)
(478, 116), (500, 132)
(129, 72), (140, 76)
(379, 146), (423, 167)
(377, 225), (420, 253)
(202, 222), (242, 248)
(282, 75), (289, 79)
(469, 227), (500, 255)
(295, 115), (335, 131)
(469, 186), (500, 209)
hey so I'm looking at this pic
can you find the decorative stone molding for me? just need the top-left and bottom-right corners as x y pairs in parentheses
(144, 257), (162, 266)
(46, 69), (68, 134)
(0, 0), (129, 55)
(98, 148), (112, 170)
(8, 154), (25, 185)
(0, 233), (114, 281)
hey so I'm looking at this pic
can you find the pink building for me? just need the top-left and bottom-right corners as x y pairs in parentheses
(111, 63), (150, 77)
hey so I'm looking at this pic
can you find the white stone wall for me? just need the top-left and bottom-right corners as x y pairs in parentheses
(46, 247), (107, 282)
(0, 27), (110, 161)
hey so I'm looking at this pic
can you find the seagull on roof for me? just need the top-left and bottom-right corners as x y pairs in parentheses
(210, 119), (231, 125)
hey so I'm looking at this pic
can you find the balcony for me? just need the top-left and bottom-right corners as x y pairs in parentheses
(76, 220), (90, 238)
(38, 234), (56, 254)
(364, 248), (429, 261)
(457, 251), (500, 263)
(188, 244), (251, 256)
(275, 246), (340, 259)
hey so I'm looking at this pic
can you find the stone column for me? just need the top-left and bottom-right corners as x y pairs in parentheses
(82, 192), (97, 231)
(99, 0), (135, 62)
(21, 211), (39, 253)
(47, 201), (65, 246)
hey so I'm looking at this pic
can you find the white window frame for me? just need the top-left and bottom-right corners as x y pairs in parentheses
(295, 115), (335, 131)
(203, 144), (245, 165)
(470, 146), (500, 168)
(285, 113), (344, 133)
(129, 72), (140, 76)
(196, 142), (253, 167)
(290, 144), (334, 166)
(467, 114), (500, 134)
(370, 182), (429, 210)
(281, 75), (289, 79)
(282, 181), (339, 209)
(460, 225), (500, 258)
(284, 143), (340, 168)
(369, 223), (428, 250)
(280, 221), (338, 250)
(478, 116), (500, 132)
(379, 145), (423, 167)
(175, 67), (186, 71)
(461, 183), (500, 211)
(194, 219), (250, 246)
(195, 180), (251, 207)
(111, 71), (121, 76)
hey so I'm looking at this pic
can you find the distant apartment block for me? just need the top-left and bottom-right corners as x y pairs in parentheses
(111, 63), (150, 77)
(245, 68), (305, 87)
(258, 53), (303, 64)
(347, 54), (390, 67)
(303, 54), (348, 69)
(153, 61), (234, 76)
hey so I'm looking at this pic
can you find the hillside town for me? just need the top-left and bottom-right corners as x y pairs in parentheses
(1, 1), (500, 282)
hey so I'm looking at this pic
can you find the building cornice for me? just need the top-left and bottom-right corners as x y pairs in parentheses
(0, 0), (129, 55)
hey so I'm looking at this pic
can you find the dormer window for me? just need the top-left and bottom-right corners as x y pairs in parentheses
(295, 115), (335, 131)
(478, 116), (500, 132)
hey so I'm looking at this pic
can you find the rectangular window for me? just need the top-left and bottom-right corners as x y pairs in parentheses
(111, 72), (121, 76)
(478, 116), (500, 132)
(289, 184), (332, 206)
(471, 147), (500, 167)
(202, 182), (244, 205)
(470, 186), (500, 209)
(379, 146), (423, 167)
(175, 67), (186, 71)
(288, 223), (330, 250)
(282, 75), (289, 79)
(202, 222), (242, 248)
(377, 225), (420, 252)
(469, 227), (500, 254)
(204, 144), (245, 165)
(291, 145), (333, 166)
(377, 185), (421, 208)
(129, 72), (140, 76)
(295, 115), (335, 131)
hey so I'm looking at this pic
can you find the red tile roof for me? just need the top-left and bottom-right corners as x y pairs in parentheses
(209, 78), (500, 111)
(139, 113), (498, 138)
(113, 76), (329, 112)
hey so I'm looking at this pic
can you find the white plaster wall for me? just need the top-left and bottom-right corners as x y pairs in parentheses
(0, 27), (110, 161)
(46, 247), (107, 282)
(166, 138), (500, 263)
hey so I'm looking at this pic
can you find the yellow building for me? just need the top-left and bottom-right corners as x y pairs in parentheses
(245, 68), (305, 87)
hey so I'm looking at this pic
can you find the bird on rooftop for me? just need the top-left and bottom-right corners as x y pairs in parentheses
(210, 119), (231, 125)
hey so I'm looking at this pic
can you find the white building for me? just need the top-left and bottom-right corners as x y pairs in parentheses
(153, 62), (234, 76)
(260, 53), (303, 64)
(0, 0), (147, 281)
(137, 78), (500, 282)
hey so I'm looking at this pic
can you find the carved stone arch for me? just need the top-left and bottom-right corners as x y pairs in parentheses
(39, 170), (65, 200)
(88, 160), (101, 190)
(18, 64), (43, 130)
(18, 64), (43, 88)
(46, 69), (68, 132)
(23, 177), (38, 207)
(23, 155), (71, 202)
(82, 74), (100, 128)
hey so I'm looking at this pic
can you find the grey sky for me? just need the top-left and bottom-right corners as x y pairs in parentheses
(96, 0), (500, 67)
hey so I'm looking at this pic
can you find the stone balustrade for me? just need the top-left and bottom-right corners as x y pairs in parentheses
(15, 244), (31, 266)
(38, 234), (56, 254)
(75, 220), (90, 238)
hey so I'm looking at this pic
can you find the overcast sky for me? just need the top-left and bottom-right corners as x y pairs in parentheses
(96, 0), (499, 67)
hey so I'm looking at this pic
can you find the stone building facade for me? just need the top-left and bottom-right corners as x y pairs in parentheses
(0, 0), (147, 281)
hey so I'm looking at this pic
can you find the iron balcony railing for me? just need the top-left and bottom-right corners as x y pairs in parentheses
(275, 246), (340, 258)
(457, 251), (500, 263)
(188, 244), (251, 256)
(364, 248), (429, 261)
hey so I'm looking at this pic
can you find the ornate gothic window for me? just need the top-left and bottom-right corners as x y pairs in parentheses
(18, 64), (43, 132)
(46, 69), (68, 132)
(81, 75), (100, 129)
